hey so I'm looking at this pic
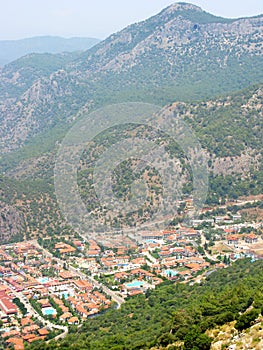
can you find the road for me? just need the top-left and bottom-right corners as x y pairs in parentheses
(200, 232), (218, 261)
(203, 198), (262, 214)
(31, 240), (125, 307)
(69, 265), (125, 306)
(5, 281), (68, 339)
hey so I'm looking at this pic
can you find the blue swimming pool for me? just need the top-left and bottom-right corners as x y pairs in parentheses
(126, 280), (145, 288)
(61, 292), (69, 299)
(43, 307), (56, 316)
(146, 239), (157, 244)
(165, 269), (178, 277)
(37, 277), (49, 284)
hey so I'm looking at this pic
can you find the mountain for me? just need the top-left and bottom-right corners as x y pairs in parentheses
(0, 36), (100, 66)
(0, 2), (263, 242)
(0, 3), (262, 154)
(1, 84), (262, 242)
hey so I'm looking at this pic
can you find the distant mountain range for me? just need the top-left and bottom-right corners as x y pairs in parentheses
(0, 36), (100, 66)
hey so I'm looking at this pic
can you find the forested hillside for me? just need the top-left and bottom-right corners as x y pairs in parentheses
(1, 3), (262, 153)
(1, 84), (262, 241)
(0, 2), (262, 245)
(27, 259), (263, 349)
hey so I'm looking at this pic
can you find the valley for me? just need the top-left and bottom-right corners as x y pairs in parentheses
(0, 2), (263, 349)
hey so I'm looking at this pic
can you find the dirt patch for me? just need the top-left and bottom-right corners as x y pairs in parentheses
(240, 207), (263, 222)
(211, 242), (233, 254)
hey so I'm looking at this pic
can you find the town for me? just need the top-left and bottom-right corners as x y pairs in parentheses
(0, 197), (262, 350)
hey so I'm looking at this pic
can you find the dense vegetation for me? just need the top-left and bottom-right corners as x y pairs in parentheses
(1, 4), (263, 154)
(1, 83), (262, 239)
(27, 259), (263, 349)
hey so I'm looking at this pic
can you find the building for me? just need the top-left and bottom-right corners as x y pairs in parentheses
(244, 233), (258, 244)
(0, 292), (18, 315)
(227, 235), (239, 245)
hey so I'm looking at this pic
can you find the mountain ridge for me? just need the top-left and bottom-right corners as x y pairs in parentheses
(0, 35), (100, 66)
(0, 2), (263, 242)
(0, 3), (262, 153)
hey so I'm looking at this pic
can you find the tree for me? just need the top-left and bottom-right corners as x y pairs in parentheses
(235, 309), (259, 331)
(184, 326), (212, 350)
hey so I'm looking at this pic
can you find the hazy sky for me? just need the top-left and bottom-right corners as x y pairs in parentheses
(0, 0), (262, 40)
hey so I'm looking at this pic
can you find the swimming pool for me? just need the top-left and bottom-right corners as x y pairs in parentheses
(43, 307), (56, 316)
(126, 280), (145, 288)
(37, 277), (49, 284)
(146, 239), (157, 244)
(165, 269), (178, 277)
(61, 292), (69, 299)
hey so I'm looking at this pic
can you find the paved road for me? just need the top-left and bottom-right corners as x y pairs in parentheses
(5, 281), (68, 338)
(32, 240), (125, 307)
(69, 265), (125, 307)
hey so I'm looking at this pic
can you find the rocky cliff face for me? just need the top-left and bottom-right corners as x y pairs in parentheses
(0, 203), (24, 243)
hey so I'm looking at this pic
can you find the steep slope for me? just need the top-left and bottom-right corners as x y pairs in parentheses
(0, 51), (81, 100)
(0, 36), (100, 66)
(0, 2), (262, 153)
(1, 84), (262, 242)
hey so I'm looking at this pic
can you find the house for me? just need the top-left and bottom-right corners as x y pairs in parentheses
(178, 228), (200, 240)
(215, 216), (230, 224)
(22, 324), (40, 334)
(27, 336), (46, 343)
(232, 214), (242, 221)
(68, 316), (79, 325)
(73, 279), (93, 291)
(5, 337), (24, 350)
(38, 328), (49, 336)
(116, 255), (130, 264)
(86, 250), (100, 257)
(38, 299), (50, 308)
(244, 233), (258, 244)
(114, 271), (129, 282)
(162, 230), (177, 238)
(73, 241), (85, 251)
(59, 312), (72, 322)
(2, 329), (20, 338)
(227, 235), (239, 245)
(21, 317), (34, 327)
(59, 270), (76, 280)
(141, 232), (163, 240)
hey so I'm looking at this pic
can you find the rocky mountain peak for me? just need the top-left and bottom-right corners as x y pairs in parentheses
(163, 2), (203, 14)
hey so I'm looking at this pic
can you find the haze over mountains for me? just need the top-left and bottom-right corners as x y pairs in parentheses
(0, 36), (100, 66)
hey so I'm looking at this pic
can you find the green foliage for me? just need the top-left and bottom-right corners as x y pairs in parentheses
(235, 308), (260, 331)
(12, 297), (27, 316)
(27, 260), (263, 350)
(183, 326), (212, 350)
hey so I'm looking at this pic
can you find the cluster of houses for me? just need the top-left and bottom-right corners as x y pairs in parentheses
(0, 284), (50, 350)
(227, 232), (259, 245)
(113, 268), (163, 297)
(1, 217), (262, 348)
(0, 241), (112, 349)
(141, 227), (200, 242)
(2, 316), (50, 350)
